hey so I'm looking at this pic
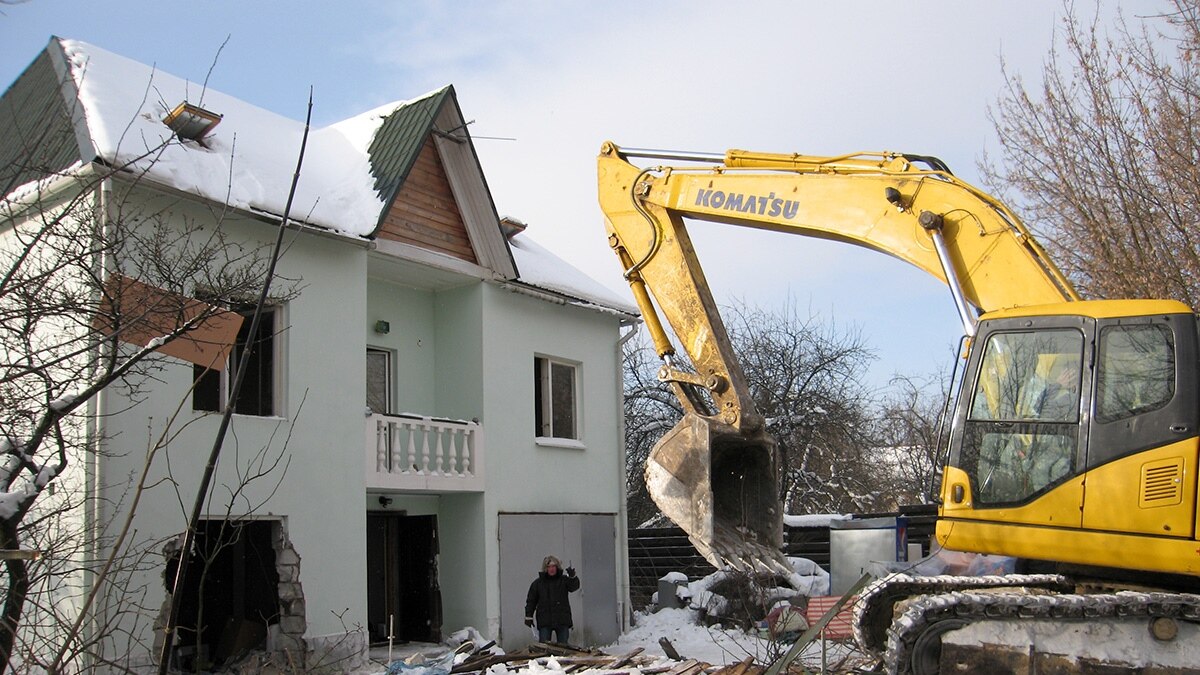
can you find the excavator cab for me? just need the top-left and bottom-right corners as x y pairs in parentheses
(940, 300), (1200, 574)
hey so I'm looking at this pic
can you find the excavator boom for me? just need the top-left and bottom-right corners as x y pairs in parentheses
(598, 141), (1077, 571)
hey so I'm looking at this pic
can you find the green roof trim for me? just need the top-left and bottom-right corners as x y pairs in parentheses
(366, 85), (452, 229)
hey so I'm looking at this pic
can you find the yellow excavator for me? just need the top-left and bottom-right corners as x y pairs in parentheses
(598, 142), (1200, 673)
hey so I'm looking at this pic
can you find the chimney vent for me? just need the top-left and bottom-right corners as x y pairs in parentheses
(164, 101), (223, 141)
(500, 216), (527, 240)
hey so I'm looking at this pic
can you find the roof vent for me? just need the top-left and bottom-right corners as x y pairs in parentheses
(500, 216), (527, 240)
(163, 101), (223, 141)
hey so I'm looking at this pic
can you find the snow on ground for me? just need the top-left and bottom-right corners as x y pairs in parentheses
(362, 608), (864, 675)
(604, 607), (833, 667)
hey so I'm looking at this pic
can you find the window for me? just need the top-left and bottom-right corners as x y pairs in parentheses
(193, 306), (280, 416)
(366, 348), (392, 414)
(534, 356), (578, 440)
(1096, 324), (1175, 423)
(967, 329), (1084, 423)
(961, 329), (1083, 504)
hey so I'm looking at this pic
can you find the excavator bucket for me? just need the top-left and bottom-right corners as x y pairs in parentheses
(645, 412), (788, 573)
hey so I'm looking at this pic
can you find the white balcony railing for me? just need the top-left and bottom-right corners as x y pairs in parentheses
(365, 412), (484, 491)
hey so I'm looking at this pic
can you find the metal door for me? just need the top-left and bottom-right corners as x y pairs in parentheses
(498, 513), (618, 650)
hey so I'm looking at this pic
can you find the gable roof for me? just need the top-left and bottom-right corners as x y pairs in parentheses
(364, 86), (517, 277)
(367, 86), (448, 215)
(0, 37), (634, 316)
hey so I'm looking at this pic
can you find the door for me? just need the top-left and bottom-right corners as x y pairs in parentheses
(498, 513), (619, 650)
(949, 320), (1088, 528)
(1081, 316), (1200, 536)
(366, 513), (442, 644)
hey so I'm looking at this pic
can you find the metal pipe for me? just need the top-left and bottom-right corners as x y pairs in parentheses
(613, 147), (724, 163)
(924, 216), (977, 337)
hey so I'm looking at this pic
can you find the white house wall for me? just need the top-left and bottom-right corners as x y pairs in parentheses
(97, 188), (371, 663)
(438, 492), (488, 636)
(433, 283), (485, 421)
(0, 183), (97, 664)
(366, 280), (437, 415)
(477, 283), (626, 643)
(429, 283), (488, 635)
(68, 183), (626, 661)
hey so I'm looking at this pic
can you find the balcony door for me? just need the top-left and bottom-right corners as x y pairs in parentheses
(367, 348), (392, 414)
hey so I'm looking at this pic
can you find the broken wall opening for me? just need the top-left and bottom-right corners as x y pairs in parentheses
(161, 518), (307, 670)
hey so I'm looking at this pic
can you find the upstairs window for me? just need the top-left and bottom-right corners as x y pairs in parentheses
(194, 306), (280, 417)
(535, 356), (578, 440)
(366, 348), (392, 414)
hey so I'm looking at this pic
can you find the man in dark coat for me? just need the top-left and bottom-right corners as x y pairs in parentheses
(524, 554), (580, 644)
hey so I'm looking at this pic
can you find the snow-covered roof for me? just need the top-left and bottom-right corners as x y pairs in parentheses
(44, 38), (637, 317)
(60, 38), (393, 237)
(507, 233), (637, 315)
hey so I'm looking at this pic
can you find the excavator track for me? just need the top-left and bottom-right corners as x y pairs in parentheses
(852, 573), (1071, 656)
(885, 588), (1200, 675)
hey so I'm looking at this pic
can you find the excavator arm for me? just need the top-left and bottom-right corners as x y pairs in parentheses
(599, 141), (1078, 571)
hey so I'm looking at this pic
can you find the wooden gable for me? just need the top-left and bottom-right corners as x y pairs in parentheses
(374, 137), (478, 264)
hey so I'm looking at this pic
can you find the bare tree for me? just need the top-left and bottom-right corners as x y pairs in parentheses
(983, 0), (1200, 306)
(0, 87), (296, 672)
(873, 372), (952, 507)
(623, 300), (888, 523)
(721, 301), (883, 514)
(621, 331), (683, 528)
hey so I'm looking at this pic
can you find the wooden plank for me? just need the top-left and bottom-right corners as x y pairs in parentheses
(382, 215), (467, 246)
(380, 208), (471, 242)
(608, 647), (645, 669)
(711, 657), (756, 675)
(377, 218), (476, 261)
(380, 215), (463, 243)
(377, 214), (468, 240)
(666, 659), (702, 675)
(675, 661), (709, 675)
(375, 136), (478, 264)
(384, 193), (460, 222)
(396, 185), (457, 210)
(658, 637), (682, 661)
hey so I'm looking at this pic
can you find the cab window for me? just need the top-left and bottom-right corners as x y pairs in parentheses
(1095, 324), (1174, 424)
(963, 329), (1083, 504)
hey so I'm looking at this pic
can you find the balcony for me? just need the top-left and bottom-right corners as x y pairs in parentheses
(365, 412), (484, 492)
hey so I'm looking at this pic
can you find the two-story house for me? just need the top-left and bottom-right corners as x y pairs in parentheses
(0, 37), (637, 672)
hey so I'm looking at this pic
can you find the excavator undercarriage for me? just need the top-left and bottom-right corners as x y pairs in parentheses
(858, 573), (1200, 674)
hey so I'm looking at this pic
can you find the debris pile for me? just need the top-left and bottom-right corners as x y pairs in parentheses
(406, 641), (776, 675)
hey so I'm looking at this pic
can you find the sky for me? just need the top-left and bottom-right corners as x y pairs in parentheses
(0, 1), (1141, 390)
